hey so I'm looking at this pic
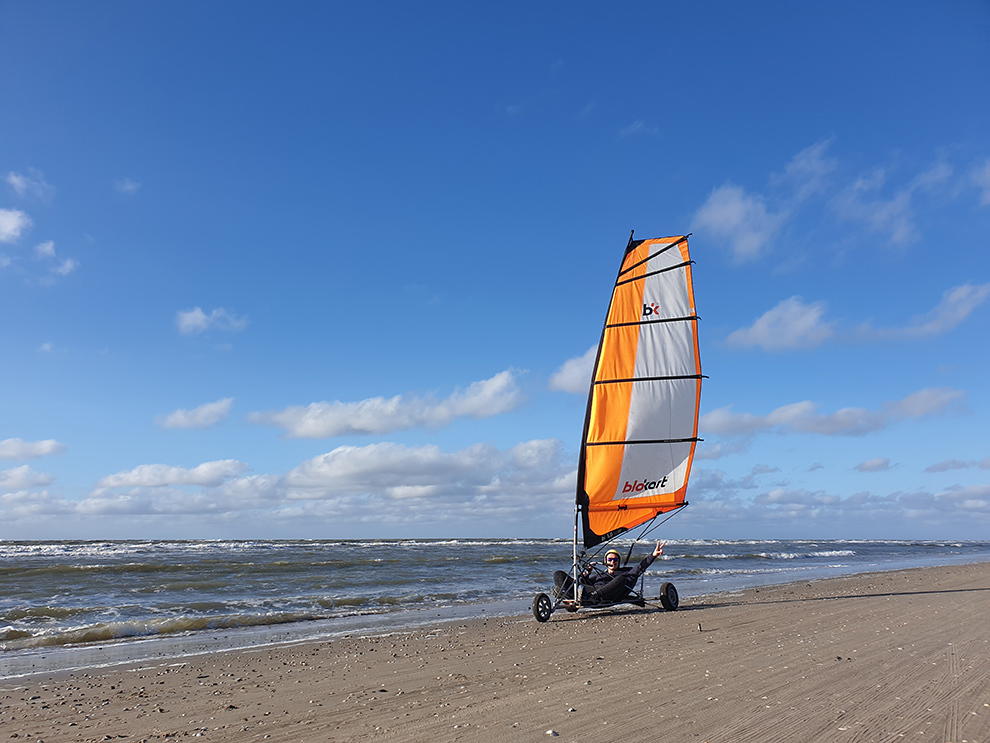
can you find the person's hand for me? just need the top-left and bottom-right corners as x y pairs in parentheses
(652, 541), (665, 557)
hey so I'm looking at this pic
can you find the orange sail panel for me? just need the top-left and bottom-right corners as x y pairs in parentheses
(578, 235), (702, 548)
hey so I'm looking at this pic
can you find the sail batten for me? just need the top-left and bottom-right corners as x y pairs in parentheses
(595, 374), (704, 385)
(586, 437), (701, 446)
(615, 261), (694, 286)
(605, 314), (698, 328)
(577, 234), (702, 549)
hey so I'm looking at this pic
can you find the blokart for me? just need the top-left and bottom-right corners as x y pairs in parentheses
(533, 232), (702, 623)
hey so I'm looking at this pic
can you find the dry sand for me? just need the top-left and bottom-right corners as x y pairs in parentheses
(3, 562), (989, 743)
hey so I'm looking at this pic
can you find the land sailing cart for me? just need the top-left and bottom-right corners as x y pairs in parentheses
(533, 233), (703, 622)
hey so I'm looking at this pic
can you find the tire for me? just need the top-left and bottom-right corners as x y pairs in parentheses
(659, 582), (679, 611)
(533, 592), (553, 622)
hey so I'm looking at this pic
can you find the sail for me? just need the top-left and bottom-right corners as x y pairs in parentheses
(577, 234), (702, 549)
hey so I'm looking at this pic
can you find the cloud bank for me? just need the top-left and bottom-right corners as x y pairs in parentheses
(95, 459), (249, 489)
(702, 387), (964, 437)
(249, 370), (523, 438)
(2, 440), (576, 533)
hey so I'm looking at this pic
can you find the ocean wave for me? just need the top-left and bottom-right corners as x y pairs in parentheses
(0, 611), (332, 651)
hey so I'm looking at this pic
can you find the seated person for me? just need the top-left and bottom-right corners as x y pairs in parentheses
(553, 541), (664, 604)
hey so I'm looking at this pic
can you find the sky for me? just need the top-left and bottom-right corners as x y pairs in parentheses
(1, 1), (989, 541)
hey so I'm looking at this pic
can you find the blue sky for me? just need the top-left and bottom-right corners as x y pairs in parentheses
(2, 1), (988, 540)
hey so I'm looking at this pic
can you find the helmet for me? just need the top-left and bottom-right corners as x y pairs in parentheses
(604, 549), (621, 563)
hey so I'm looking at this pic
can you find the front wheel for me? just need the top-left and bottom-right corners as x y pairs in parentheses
(533, 592), (552, 622)
(659, 582), (679, 611)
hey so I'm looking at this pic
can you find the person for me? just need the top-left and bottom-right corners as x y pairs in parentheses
(553, 541), (665, 605)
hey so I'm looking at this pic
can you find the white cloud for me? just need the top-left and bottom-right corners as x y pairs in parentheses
(832, 169), (913, 243)
(925, 457), (990, 473)
(29, 240), (80, 278)
(249, 369), (523, 438)
(52, 257), (79, 276)
(66, 439), (573, 524)
(855, 457), (891, 473)
(95, 459), (249, 489)
(729, 283), (989, 352)
(5, 169), (55, 202)
(0, 438), (66, 460)
(548, 345), (597, 393)
(0, 489), (73, 518)
(695, 144), (969, 265)
(701, 386), (964, 437)
(888, 387), (965, 418)
(37, 342), (53, 353)
(693, 183), (785, 262)
(973, 158), (990, 206)
(726, 296), (834, 351)
(158, 398), (234, 430)
(694, 140), (836, 263)
(283, 438), (572, 502)
(676, 468), (990, 536)
(774, 139), (837, 201)
(0, 465), (54, 492)
(694, 439), (752, 461)
(831, 161), (951, 245)
(757, 486), (843, 507)
(620, 120), (659, 137)
(858, 283), (990, 340)
(924, 459), (969, 473)
(0, 208), (32, 243)
(114, 178), (141, 195)
(936, 484), (990, 512)
(176, 307), (249, 335)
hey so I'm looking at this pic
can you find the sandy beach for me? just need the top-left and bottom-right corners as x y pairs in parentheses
(2, 561), (988, 742)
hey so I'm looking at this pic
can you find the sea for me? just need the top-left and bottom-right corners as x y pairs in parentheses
(3, 538), (989, 679)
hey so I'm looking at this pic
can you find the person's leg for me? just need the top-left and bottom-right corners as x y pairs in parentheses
(588, 573), (635, 604)
(553, 570), (575, 599)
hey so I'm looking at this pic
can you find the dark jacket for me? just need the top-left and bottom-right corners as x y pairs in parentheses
(581, 553), (657, 603)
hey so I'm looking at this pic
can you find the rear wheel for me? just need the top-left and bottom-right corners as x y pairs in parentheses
(533, 593), (552, 622)
(659, 582), (679, 611)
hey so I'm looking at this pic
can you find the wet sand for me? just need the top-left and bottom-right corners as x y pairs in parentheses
(2, 562), (988, 742)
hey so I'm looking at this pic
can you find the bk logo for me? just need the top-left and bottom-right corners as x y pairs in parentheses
(642, 302), (660, 317)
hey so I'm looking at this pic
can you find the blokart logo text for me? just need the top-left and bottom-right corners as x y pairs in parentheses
(642, 302), (660, 317)
(622, 476), (668, 494)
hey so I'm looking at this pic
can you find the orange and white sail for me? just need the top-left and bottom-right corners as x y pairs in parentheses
(577, 234), (702, 548)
